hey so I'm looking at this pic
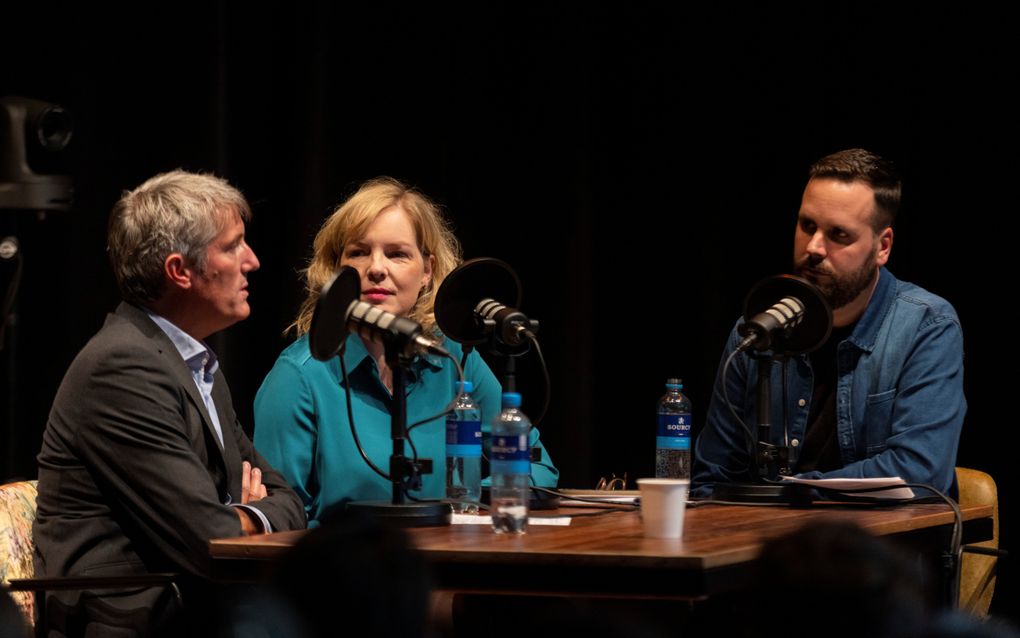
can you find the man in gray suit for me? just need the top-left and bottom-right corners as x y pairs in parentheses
(33, 170), (306, 636)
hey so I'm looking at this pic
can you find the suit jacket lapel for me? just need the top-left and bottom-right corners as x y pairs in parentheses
(211, 373), (243, 500)
(114, 303), (230, 465)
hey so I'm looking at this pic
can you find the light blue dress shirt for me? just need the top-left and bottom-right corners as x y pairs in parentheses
(147, 311), (273, 531)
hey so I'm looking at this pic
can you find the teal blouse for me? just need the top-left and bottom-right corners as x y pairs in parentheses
(253, 333), (558, 525)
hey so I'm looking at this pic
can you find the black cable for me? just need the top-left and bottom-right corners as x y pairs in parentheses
(720, 347), (754, 461)
(406, 347), (465, 432)
(338, 343), (390, 481)
(693, 499), (793, 507)
(530, 486), (639, 511)
(522, 330), (550, 428)
(826, 481), (965, 604)
(702, 479), (965, 596)
(402, 345), (464, 497)
(962, 546), (1008, 558)
(820, 482), (962, 561)
(537, 508), (632, 519)
(781, 358), (789, 449)
(337, 337), (466, 495)
(404, 432), (419, 462)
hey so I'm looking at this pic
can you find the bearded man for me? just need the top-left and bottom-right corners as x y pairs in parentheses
(693, 149), (965, 497)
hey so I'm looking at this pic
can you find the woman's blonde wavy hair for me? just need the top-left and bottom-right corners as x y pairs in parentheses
(291, 177), (461, 337)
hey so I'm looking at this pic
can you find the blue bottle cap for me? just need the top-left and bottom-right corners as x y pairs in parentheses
(501, 392), (522, 408)
(455, 380), (474, 394)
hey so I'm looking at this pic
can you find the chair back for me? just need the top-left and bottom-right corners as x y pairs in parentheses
(955, 467), (998, 615)
(0, 479), (38, 627)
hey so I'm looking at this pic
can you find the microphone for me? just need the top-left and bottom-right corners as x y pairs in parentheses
(308, 267), (448, 362)
(434, 257), (537, 348)
(346, 300), (449, 359)
(737, 296), (806, 352)
(474, 298), (538, 347)
(737, 275), (832, 356)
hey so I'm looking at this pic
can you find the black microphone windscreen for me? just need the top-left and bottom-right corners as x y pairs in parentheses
(434, 257), (522, 345)
(309, 267), (361, 361)
(741, 275), (832, 356)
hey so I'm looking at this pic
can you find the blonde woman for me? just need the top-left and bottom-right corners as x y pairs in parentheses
(254, 177), (558, 524)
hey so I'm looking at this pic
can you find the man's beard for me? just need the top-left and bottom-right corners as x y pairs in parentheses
(793, 254), (878, 310)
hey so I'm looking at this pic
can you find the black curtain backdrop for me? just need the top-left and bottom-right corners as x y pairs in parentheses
(3, 2), (1015, 621)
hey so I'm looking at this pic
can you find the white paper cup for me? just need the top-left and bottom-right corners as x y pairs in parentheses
(637, 478), (690, 539)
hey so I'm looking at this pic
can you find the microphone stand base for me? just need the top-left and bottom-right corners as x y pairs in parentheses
(711, 482), (814, 505)
(346, 500), (452, 527)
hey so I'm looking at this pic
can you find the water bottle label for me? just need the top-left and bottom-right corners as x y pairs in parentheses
(446, 410), (482, 457)
(656, 436), (691, 450)
(657, 413), (691, 450)
(491, 434), (530, 473)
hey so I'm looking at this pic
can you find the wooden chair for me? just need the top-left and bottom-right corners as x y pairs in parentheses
(956, 467), (999, 615)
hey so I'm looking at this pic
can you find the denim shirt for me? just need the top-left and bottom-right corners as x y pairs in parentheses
(693, 268), (965, 498)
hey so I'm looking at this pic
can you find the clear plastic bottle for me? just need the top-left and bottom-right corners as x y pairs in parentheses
(445, 381), (482, 514)
(490, 392), (531, 534)
(655, 378), (692, 479)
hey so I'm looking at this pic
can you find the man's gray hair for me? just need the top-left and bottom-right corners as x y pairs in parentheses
(107, 170), (251, 305)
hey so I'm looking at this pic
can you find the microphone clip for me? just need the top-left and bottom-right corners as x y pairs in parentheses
(392, 455), (433, 492)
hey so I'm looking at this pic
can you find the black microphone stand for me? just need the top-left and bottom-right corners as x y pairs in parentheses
(433, 257), (557, 509)
(389, 357), (410, 506)
(752, 353), (788, 482)
(711, 274), (831, 505)
(492, 340), (525, 393)
(346, 340), (452, 526)
(483, 330), (561, 510)
(310, 267), (451, 526)
(712, 351), (813, 505)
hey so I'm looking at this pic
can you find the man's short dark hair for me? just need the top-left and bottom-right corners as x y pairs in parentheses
(809, 148), (901, 231)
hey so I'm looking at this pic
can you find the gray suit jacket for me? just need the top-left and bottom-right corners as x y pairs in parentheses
(33, 302), (305, 634)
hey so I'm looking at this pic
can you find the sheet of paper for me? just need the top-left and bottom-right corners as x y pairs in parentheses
(780, 475), (915, 499)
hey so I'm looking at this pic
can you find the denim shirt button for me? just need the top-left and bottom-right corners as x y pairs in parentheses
(798, 399), (807, 407)
(791, 439), (800, 447)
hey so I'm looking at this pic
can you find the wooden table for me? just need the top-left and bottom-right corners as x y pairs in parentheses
(210, 501), (992, 600)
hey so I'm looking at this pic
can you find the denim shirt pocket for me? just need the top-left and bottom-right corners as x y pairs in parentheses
(863, 389), (896, 455)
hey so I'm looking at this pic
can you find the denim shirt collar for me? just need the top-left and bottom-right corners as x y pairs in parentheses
(846, 267), (897, 354)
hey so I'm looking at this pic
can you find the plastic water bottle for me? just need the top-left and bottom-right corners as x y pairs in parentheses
(655, 378), (692, 479)
(445, 381), (482, 514)
(490, 392), (531, 534)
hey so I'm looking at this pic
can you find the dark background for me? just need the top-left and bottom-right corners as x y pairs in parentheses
(2, 2), (1015, 621)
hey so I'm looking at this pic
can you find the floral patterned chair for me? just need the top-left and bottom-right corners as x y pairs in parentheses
(0, 479), (38, 629)
(2, 478), (182, 633)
